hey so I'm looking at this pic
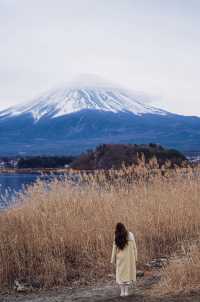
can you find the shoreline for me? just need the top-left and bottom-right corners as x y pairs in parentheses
(0, 168), (72, 175)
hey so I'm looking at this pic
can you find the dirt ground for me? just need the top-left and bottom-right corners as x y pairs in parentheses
(0, 285), (200, 302)
(0, 274), (199, 302)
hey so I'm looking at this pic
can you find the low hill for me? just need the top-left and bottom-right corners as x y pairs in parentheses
(71, 144), (187, 170)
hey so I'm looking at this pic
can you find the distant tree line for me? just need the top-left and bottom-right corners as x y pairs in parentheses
(17, 156), (76, 169)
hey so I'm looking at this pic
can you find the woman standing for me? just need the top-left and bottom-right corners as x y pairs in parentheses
(111, 223), (137, 297)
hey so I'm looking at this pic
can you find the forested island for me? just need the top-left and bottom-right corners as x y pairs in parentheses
(71, 143), (187, 170)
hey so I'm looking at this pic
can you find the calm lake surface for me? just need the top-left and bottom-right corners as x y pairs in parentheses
(0, 173), (53, 208)
(0, 172), (80, 208)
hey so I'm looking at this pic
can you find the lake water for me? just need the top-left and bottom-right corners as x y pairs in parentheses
(0, 173), (51, 208)
(0, 172), (80, 208)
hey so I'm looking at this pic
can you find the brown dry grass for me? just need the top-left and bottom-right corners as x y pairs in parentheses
(0, 162), (199, 291)
(158, 244), (200, 294)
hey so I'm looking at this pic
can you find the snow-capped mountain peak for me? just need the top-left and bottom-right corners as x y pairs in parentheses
(0, 76), (200, 156)
(0, 78), (167, 121)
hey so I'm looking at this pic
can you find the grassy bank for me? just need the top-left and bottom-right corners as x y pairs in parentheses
(0, 163), (199, 292)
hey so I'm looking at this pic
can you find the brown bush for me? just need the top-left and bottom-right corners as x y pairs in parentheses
(158, 244), (200, 294)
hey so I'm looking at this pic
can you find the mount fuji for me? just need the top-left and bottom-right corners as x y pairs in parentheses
(0, 77), (166, 121)
(0, 77), (200, 155)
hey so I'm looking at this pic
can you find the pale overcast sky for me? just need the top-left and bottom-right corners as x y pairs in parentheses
(0, 0), (200, 116)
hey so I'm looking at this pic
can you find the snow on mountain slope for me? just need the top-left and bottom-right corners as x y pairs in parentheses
(0, 79), (167, 121)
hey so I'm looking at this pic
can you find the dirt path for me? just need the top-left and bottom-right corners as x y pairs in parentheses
(0, 286), (200, 302)
(0, 269), (199, 302)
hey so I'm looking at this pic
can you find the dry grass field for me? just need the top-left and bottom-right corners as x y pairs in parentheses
(0, 161), (199, 294)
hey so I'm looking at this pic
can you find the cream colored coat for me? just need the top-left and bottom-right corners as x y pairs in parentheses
(111, 232), (137, 284)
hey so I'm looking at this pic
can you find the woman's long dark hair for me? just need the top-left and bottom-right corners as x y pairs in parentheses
(115, 223), (128, 250)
